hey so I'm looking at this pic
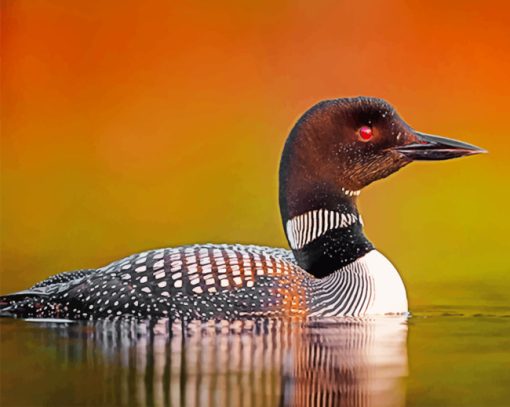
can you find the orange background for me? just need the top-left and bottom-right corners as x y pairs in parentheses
(1, 0), (509, 307)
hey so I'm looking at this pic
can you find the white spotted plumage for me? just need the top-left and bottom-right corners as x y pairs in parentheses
(2, 227), (403, 320)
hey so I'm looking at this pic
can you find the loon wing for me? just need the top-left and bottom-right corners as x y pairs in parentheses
(0, 244), (311, 320)
(0, 269), (96, 316)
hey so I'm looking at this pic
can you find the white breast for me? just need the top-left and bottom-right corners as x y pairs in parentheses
(362, 250), (408, 315)
(308, 250), (408, 318)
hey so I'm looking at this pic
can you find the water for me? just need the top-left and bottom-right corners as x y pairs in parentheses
(1, 307), (509, 407)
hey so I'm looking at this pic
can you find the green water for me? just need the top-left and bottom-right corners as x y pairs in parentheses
(1, 307), (509, 407)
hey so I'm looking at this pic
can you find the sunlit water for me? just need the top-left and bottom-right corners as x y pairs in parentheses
(1, 307), (509, 406)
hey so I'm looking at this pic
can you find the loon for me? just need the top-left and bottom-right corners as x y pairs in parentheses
(0, 97), (485, 320)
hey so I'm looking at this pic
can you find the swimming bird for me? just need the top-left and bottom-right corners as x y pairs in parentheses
(0, 97), (485, 320)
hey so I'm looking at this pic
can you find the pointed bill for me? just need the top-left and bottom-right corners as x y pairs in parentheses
(394, 131), (487, 161)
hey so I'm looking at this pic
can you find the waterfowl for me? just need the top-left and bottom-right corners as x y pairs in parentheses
(0, 97), (485, 320)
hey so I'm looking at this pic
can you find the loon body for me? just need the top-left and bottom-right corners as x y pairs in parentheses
(0, 246), (406, 320)
(0, 97), (484, 320)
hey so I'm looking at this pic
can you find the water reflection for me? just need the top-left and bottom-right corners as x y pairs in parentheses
(33, 317), (408, 407)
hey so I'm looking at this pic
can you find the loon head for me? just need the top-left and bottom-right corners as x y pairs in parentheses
(279, 97), (485, 276)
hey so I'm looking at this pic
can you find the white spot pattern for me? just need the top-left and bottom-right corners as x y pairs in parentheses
(3, 244), (406, 321)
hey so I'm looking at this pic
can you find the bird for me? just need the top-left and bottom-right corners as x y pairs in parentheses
(0, 97), (485, 320)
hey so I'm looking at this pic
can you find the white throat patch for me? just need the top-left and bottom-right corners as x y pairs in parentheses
(286, 209), (363, 250)
(341, 187), (361, 197)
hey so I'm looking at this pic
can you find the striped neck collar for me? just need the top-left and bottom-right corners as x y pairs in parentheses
(284, 205), (374, 278)
(286, 209), (364, 250)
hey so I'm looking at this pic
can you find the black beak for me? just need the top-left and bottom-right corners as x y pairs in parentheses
(395, 131), (487, 161)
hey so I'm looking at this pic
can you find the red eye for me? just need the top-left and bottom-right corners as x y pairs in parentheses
(359, 126), (373, 141)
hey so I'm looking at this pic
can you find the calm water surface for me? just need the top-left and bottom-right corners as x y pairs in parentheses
(1, 307), (509, 407)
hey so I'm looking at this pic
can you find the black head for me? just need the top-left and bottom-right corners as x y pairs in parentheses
(279, 97), (485, 275)
(280, 97), (485, 219)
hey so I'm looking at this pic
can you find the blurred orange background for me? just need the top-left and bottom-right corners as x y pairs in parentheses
(1, 0), (509, 308)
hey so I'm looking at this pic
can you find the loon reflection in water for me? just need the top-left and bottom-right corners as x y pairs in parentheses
(27, 317), (408, 407)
